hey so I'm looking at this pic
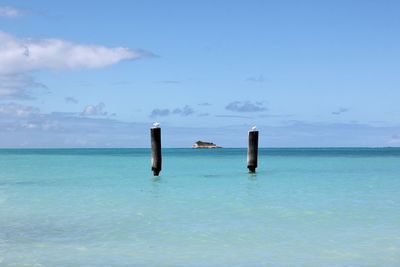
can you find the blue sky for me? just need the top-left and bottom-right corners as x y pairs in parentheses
(0, 0), (400, 147)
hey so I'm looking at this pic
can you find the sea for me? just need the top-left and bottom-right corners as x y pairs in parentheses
(0, 148), (399, 267)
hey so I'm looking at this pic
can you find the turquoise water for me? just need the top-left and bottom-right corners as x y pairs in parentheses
(0, 148), (399, 266)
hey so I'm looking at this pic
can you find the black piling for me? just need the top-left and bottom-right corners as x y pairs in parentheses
(247, 129), (259, 173)
(150, 126), (162, 176)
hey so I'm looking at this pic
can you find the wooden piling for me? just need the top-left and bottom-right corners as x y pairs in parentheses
(247, 129), (259, 173)
(150, 126), (162, 176)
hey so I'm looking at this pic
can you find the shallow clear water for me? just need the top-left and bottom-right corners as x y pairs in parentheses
(0, 148), (399, 266)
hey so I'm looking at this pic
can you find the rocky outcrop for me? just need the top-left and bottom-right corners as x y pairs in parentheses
(192, 141), (222, 148)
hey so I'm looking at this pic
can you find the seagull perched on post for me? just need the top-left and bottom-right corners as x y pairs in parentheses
(251, 125), (257, 131)
(153, 122), (160, 128)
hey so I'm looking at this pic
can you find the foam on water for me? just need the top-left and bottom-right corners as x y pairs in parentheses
(0, 148), (399, 266)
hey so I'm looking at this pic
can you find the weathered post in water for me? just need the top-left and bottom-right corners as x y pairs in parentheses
(247, 126), (259, 173)
(150, 123), (162, 176)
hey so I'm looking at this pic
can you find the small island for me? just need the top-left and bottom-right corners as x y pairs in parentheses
(192, 140), (222, 149)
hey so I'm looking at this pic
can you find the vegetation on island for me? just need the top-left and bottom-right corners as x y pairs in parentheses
(192, 140), (222, 148)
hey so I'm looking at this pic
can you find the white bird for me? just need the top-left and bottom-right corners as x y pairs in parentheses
(153, 122), (160, 128)
(251, 125), (257, 131)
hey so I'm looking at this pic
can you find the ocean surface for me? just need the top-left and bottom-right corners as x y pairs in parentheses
(0, 148), (399, 267)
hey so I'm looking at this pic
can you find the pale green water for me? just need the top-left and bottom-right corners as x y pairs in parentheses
(0, 148), (399, 266)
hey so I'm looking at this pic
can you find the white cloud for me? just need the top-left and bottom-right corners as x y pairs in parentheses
(0, 103), (39, 117)
(150, 105), (195, 118)
(0, 103), (149, 147)
(0, 31), (153, 98)
(0, 31), (151, 74)
(226, 101), (267, 112)
(332, 107), (349, 115)
(81, 102), (108, 116)
(0, 102), (399, 147)
(150, 108), (170, 118)
(65, 96), (79, 104)
(389, 134), (400, 144)
(172, 105), (194, 116)
(0, 74), (46, 98)
(0, 6), (25, 18)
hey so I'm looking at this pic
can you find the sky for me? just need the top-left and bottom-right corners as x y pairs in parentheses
(0, 0), (400, 147)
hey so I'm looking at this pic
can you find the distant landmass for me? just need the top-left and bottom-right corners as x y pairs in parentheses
(192, 140), (222, 148)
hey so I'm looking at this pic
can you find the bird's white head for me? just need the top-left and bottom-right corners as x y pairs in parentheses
(153, 122), (160, 128)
